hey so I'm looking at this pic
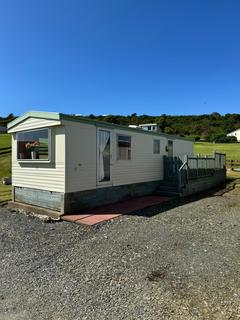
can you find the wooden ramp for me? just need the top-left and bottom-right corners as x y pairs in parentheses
(62, 195), (171, 226)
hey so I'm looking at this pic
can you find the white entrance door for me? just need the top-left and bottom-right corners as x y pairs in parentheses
(97, 129), (112, 184)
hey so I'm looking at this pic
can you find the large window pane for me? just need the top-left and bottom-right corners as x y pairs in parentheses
(17, 129), (49, 160)
(153, 139), (160, 154)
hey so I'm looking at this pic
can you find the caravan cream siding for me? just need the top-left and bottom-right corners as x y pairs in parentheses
(12, 126), (65, 192)
(64, 120), (97, 193)
(64, 120), (193, 192)
(64, 121), (166, 193)
(172, 139), (193, 158)
(64, 120), (193, 193)
(8, 117), (61, 133)
(11, 116), (193, 194)
(111, 129), (167, 186)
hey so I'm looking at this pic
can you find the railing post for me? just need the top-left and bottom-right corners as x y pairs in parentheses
(185, 154), (189, 182)
(196, 154), (198, 177)
(178, 169), (181, 193)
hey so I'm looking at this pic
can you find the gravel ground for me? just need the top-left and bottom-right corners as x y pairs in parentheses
(0, 189), (240, 320)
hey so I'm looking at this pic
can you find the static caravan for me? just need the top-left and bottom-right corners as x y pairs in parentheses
(7, 112), (193, 216)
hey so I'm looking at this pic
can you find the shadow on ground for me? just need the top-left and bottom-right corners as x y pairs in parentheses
(128, 178), (237, 218)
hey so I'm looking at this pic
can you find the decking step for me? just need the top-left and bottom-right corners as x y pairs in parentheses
(155, 179), (180, 197)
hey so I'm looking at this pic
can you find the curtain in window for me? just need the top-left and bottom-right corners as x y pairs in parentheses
(98, 130), (110, 181)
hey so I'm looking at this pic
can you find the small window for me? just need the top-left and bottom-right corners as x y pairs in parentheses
(17, 129), (50, 161)
(153, 139), (160, 154)
(148, 126), (151, 131)
(117, 135), (131, 160)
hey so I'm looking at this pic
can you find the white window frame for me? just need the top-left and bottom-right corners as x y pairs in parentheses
(16, 128), (52, 163)
(117, 134), (132, 160)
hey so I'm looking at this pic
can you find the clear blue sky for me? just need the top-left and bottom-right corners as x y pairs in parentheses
(0, 0), (240, 117)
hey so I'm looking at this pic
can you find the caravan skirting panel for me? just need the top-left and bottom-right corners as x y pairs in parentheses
(64, 181), (161, 213)
(14, 186), (62, 212)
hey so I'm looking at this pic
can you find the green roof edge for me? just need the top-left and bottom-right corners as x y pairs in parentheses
(7, 110), (194, 142)
(60, 113), (194, 141)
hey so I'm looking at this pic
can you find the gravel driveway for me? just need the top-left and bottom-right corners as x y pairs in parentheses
(0, 189), (240, 320)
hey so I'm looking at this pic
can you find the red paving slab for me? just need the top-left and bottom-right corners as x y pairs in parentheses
(62, 195), (171, 226)
(62, 214), (92, 222)
(74, 214), (122, 226)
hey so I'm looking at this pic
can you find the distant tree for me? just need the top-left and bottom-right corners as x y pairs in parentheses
(211, 112), (221, 120)
(164, 126), (174, 134)
(157, 115), (168, 132)
(213, 135), (238, 143)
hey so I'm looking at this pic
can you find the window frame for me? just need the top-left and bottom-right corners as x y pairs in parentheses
(16, 128), (52, 163)
(117, 134), (132, 160)
(153, 139), (160, 154)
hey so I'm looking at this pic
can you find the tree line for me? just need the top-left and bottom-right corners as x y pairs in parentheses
(1, 112), (240, 142)
(86, 112), (239, 142)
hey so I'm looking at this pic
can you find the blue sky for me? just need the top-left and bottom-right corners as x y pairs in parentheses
(0, 0), (240, 117)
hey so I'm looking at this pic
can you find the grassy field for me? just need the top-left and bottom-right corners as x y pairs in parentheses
(194, 142), (240, 160)
(0, 133), (11, 148)
(0, 134), (12, 202)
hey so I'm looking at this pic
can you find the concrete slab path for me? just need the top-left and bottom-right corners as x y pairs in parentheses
(62, 195), (171, 225)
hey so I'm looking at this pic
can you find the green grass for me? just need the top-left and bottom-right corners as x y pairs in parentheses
(0, 133), (12, 202)
(194, 142), (240, 160)
(0, 133), (11, 148)
(0, 184), (12, 202)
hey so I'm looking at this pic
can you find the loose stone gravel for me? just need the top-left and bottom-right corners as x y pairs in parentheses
(0, 190), (240, 320)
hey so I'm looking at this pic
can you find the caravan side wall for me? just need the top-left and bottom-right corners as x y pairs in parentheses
(64, 120), (97, 193)
(173, 140), (193, 158)
(64, 121), (168, 193)
(64, 120), (193, 193)
(10, 116), (193, 214)
(63, 120), (193, 212)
